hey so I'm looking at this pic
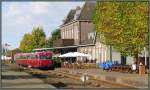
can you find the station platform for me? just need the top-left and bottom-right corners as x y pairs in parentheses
(56, 68), (148, 88)
(2, 68), (56, 88)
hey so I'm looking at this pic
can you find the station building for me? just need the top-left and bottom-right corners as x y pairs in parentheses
(34, 1), (149, 67)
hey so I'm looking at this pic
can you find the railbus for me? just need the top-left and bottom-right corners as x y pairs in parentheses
(14, 51), (54, 70)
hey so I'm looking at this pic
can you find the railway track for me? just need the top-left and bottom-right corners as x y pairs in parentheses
(26, 68), (134, 88)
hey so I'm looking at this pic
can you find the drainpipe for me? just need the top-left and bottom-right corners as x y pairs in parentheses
(102, 48), (103, 63)
(79, 22), (81, 44)
(105, 47), (107, 62)
(110, 45), (112, 62)
(95, 45), (96, 63)
(144, 47), (147, 66)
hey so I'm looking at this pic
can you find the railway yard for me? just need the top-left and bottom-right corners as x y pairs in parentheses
(1, 63), (148, 89)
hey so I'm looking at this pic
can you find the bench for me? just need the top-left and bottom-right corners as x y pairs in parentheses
(111, 65), (131, 73)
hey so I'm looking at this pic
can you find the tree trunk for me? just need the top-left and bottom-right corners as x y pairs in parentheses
(134, 54), (139, 65)
(134, 54), (139, 72)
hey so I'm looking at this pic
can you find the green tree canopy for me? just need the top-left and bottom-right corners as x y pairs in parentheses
(19, 27), (47, 52)
(19, 33), (33, 52)
(92, 2), (148, 59)
(31, 27), (47, 48)
(47, 29), (61, 48)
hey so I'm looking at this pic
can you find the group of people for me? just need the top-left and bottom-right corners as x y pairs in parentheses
(99, 60), (145, 74)
(130, 61), (144, 73)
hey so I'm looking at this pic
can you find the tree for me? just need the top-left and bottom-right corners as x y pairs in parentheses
(92, 2), (148, 62)
(19, 27), (47, 52)
(47, 29), (61, 48)
(31, 27), (47, 49)
(19, 33), (33, 52)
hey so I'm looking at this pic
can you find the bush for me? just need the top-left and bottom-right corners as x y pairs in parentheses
(52, 57), (61, 68)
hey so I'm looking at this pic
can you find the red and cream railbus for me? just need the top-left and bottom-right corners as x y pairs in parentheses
(14, 51), (54, 70)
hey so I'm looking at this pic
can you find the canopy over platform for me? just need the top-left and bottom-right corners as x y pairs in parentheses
(58, 52), (91, 58)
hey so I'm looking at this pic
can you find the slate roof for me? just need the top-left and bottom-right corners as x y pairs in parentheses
(62, 1), (96, 25)
(63, 9), (76, 24)
(77, 1), (96, 21)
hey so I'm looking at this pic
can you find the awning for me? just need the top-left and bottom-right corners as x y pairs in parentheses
(58, 52), (91, 58)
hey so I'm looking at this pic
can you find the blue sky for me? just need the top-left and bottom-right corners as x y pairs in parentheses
(2, 1), (84, 50)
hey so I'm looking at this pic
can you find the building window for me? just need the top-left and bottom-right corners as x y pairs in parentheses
(61, 31), (63, 39)
(75, 29), (78, 40)
(71, 29), (73, 39)
(76, 31), (78, 39)
(64, 29), (66, 39)
(68, 29), (70, 39)
(67, 30), (69, 39)
(63, 31), (65, 39)
(74, 30), (76, 39)
(69, 29), (71, 39)
(66, 29), (68, 39)
(65, 29), (67, 39)
(67, 30), (68, 39)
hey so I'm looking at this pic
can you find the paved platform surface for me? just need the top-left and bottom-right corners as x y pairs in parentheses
(56, 68), (148, 88)
(2, 70), (56, 88)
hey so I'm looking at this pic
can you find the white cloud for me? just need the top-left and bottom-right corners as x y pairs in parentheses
(4, 2), (50, 18)
(5, 2), (21, 17)
(15, 15), (32, 25)
(2, 2), (85, 49)
(28, 2), (49, 15)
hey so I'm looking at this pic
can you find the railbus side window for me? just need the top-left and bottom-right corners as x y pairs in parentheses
(25, 55), (28, 59)
(16, 55), (22, 60)
(19, 55), (21, 60)
(39, 55), (45, 60)
(21, 55), (23, 59)
(30, 55), (37, 59)
(39, 55), (51, 60)
(20, 55), (22, 59)
(35, 55), (38, 60)
(29, 55), (32, 59)
(27, 55), (30, 60)
(17, 55), (20, 59)
(22, 55), (26, 60)
(17, 56), (19, 60)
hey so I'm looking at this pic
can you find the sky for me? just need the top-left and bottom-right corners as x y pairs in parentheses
(2, 1), (84, 50)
